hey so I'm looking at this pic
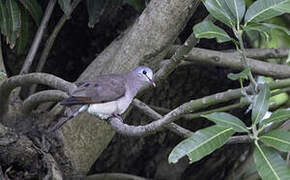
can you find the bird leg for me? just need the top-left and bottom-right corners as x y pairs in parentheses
(111, 113), (124, 123)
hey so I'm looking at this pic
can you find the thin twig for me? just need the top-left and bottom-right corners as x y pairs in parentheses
(133, 99), (193, 138)
(20, 0), (57, 75)
(30, 0), (82, 95)
(237, 31), (257, 88)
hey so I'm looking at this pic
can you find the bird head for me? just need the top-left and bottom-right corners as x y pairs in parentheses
(133, 66), (156, 87)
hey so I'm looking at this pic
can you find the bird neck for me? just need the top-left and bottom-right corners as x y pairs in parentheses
(125, 72), (145, 97)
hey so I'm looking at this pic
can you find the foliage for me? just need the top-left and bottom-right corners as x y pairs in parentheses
(169, 0), (290, 179)
(0, 0), (147, 52)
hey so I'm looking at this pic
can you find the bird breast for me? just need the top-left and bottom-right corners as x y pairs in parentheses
(87, 94), (132, 116)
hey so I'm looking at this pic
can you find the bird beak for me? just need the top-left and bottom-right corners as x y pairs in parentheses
(149, 78), (156, 87)
(145, 74), (156, 87)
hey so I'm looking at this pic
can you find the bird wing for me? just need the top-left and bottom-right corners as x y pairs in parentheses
(60, 74), (126, 105)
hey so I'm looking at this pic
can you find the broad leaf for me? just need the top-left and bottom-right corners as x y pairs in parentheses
(124, 0), (143, 12)
(6, 0), (20, 31)
(227, 66), (250, 81)
(58, 0), (71, 17)
(202, 0), (235, 27)
(19, 0), (43, 25)
(168, 125), (234, 163)
(87, 0), (105, 28)
(245, 0), (290, 25)
(193, 21), (232, 43)
(261, 109), (290, 126)
(224, 0), (246, 26)
(202, 112), (248, 132)
(252, 83), (270, 125)
(243, 23), (272, 42)
(0, 0), (9, 36)
(261, 23), (290, 36)
(260, 130), (290, 152)
(254, 143), (290, 180)
(16, 7), (29, 54)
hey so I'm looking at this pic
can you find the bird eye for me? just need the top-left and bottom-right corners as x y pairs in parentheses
(142, 70), (147, 75)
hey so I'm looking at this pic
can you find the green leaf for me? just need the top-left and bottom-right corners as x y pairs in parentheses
(201, 112), (248, 132)
(19, 0), (43, 25)
(245, 0), (290, 25)
(124, 0), (143, 12)
(202, 0), (235, 27)
(224, 0), (246, 26)
(6, 0), (20, 31)
(16, 7), (29, 54)
(260, 130), (290, 152)
(227, 66), (250, 81)
(260, 23), (290, 36)
(168, 125), (234, 164)
(0, 0), (9, 36)
(261, 109), (290, 126)
(252, 83), (270, 125)
(193, 21), (233, 43)
(243, 23), (272, 42)
(8, 30), (17, 49)
(254, 143), (290, 180)
(87, 0), (105, 28)
(58, 0), (71, 17)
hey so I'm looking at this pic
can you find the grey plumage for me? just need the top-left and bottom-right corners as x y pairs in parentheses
(60, 66), (155, 120)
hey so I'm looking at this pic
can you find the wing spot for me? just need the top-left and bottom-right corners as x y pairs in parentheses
(84, 83), (90, 87)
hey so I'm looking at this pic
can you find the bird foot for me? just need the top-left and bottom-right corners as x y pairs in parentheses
(112, 113), (124, 123)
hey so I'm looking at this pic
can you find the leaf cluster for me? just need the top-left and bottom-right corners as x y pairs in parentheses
(169, 0), (290, 179)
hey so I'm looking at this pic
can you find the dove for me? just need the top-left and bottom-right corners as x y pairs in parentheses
(60, 66), (155, 121)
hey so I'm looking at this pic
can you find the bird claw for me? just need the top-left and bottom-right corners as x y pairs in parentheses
(112, 113), (124, 123)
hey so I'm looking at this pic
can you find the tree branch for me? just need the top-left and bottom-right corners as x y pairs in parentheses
(185, 48), (290, 78)
(0, 73), (75, 117)
(108, 78), (290, 136)
(23, 90), (68, 114)
(167, 47), (290, 60)
(104, 0), (201, 74)
(85, 173), (150, 180)
(20, 0), (57, 75)
(133, 99), (193, 138)
(226, 48), (290, 60)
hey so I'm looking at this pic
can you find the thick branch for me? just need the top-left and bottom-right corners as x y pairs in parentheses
(104, 0), (201, 74)
(167, 46), (290, 60)
(108, 78), (290, 136)
(86, 173), (149, 180)
(186, 48), (290, 78)
(23, 90), (68, 114)
(20, 0), (57, 74)
(226, 48), (290, 60)
(0, 73), (75, 117)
